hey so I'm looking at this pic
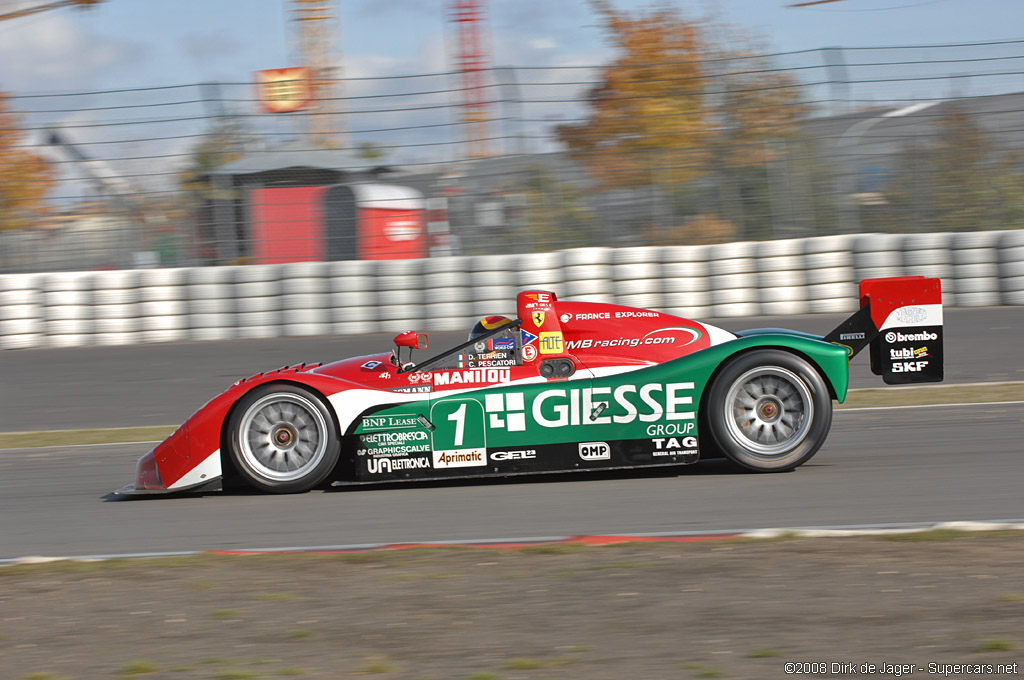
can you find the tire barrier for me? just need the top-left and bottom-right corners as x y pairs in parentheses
(661, 245), (710, 319)
(803, 235), (857, 314)
(3, 229), (1024, 349)
(952, 230), (1002, 307)
(612, 246), (662, 311)
(709, 241), (759, 317)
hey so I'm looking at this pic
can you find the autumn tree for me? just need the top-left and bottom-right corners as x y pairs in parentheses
(557, 1), (807, 241)
(0, 91), (56, 232)
(882, 105), (1024, 232)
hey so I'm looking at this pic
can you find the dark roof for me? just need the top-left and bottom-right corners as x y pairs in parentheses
(210, 142), (368, 176)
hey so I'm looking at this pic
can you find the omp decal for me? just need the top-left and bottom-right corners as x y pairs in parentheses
(578, 442), (610, 460)
(167, 449), (222, 490)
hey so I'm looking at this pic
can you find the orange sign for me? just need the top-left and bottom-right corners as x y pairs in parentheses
(255, 68), (313, 113)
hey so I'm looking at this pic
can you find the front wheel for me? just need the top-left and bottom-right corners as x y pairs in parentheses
(227, 384), (340, 493)
(706, 350), (833, 472)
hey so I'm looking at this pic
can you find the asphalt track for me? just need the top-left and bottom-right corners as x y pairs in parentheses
(2, 306), (1023, 433)
(0, 306), (1021, 561)
(0, 402), (1022, 560)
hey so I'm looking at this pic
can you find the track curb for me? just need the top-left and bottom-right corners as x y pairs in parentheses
(4, 520), (1023, 567)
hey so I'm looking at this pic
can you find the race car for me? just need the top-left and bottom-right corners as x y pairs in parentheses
(117, 276), (943, 495)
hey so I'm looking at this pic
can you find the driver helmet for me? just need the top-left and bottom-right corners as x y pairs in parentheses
(468, 315), (513, 342)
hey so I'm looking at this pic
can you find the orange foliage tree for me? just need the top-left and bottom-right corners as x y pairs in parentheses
(0, 91), (56, 232)
(557, 1), (805, 190)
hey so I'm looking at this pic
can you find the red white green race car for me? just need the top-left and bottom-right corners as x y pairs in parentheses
(117, 276), (943, 495)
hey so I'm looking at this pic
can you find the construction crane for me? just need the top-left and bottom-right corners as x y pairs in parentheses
(0, 0), (103, 22)
(290, 0), (346, 149)
(450, 0), (492, 159)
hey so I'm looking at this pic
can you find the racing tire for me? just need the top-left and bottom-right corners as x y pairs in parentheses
(227, 385), (341, 493)
(706, 350), (832, 472)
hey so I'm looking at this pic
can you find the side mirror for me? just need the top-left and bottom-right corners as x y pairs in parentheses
(394, 331), (428, 350)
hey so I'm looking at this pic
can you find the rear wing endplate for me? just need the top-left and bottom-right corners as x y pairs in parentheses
(823, 276), (944, 385)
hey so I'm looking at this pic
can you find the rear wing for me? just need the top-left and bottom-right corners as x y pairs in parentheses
(823, 276), (943, 385)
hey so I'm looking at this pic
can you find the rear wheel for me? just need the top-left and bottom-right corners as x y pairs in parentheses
(706, 350), (832, 472)
(227, 385), (340, 493)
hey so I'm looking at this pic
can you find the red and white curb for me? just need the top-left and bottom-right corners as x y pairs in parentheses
(3, 520), (1023, 567)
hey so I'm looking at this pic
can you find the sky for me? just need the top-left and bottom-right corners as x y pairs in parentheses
(3, 0), (1024, 199)
(2, 0), (1024, 95)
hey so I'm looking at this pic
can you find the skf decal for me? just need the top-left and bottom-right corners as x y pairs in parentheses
(891, 361), (929, 373)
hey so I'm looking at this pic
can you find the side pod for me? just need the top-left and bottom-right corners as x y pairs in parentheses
(823, 276), (944, 385)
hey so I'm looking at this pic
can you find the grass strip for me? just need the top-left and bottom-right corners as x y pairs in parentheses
(839, 381), (1024, 410)
(1, 382), (1022, 449)
(0, 425), (175, 449)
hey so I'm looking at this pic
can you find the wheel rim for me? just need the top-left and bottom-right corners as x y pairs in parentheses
(237, 393), (329, 482)
(723, 366), (814, 458)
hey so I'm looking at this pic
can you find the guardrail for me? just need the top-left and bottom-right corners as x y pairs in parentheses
(2, 230), (1023, 350)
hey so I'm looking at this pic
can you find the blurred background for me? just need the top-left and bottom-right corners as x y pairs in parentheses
(3, 0), (1024, 273)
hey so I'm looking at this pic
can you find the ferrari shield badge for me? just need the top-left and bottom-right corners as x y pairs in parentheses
(532, 311), (545, 326)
